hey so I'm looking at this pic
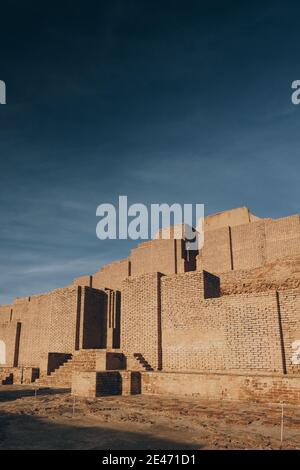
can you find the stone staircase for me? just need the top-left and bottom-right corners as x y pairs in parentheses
(34, 350), (153, 389)
(34, 349), (99, 388)
(0, 367), (14, 385)
(132, 353), (154, 371)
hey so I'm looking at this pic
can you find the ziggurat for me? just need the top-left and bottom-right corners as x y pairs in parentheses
(1, 206), (300, 403)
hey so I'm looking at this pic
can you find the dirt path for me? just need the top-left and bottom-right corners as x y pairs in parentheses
(0, 385), (299, 449)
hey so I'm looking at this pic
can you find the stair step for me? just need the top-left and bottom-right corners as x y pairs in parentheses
(132, 353), (153, 371)
(34, 350), (103, 388)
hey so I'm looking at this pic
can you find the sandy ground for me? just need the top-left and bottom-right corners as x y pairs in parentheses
(0, 385), (299, 450)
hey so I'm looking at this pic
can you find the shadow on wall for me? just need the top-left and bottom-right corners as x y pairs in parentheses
(0, 410), (201, 450)
(95, 371), (141, 397)
(0, 387), (70, 403)
(47, 353), (72, 375)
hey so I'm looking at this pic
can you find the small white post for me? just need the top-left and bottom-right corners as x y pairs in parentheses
(72, 396), (76, 418)
(280, 402), (284, 448)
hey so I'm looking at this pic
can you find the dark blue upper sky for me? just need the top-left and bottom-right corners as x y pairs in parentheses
(1, 0), (300, 303)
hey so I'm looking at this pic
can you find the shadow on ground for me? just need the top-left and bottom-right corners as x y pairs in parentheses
(0, 387), (70, 403)
(0, 410), (201, 450)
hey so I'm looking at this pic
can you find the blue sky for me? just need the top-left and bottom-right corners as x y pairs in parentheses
(0, 1), (300, 304)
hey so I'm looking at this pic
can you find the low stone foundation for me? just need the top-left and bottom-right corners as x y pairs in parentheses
(72, 370), (141, 397)
(0, 367), (39, 385)
(141, 371), (300, 405)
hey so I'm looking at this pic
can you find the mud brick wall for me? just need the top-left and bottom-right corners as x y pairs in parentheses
(0, 285), (108, 373)
(203, 206), (251, 231)
(121, 273), (162, 370)
(0, 286), (108, 373)
(0, 305), (12, 322)
(47, 287), (80, 352)
(121, 270), (289, 374)
(219, 267), (300, 296)
(72, 371), (97, 398)
(11, 297), (30, 321)
(161, 273), (228, 372)
(13, 294), (50, 370)
(72, 371), (141, 397)
(73, 237), (196, 290)
(15, 286), (80, 372)
(130, 239), (186, 277)
(277, 290), (300, 374)
(197, 215), (300, 274)
(231, 221), (266, 270)
(142, 371), (300, 405)
(198, 227), (232, 273)
(72, 213), (300, 290)
(265, 215), (300, 263)
(219, 293), (284, 373)
(92, 259), (130, 290)
(73, 259), (130, 291)
(161, 281), (284, 373)
(73, 275), (92, 288)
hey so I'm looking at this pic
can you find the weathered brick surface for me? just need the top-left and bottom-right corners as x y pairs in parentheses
(130, 239), (187, 277)
(265, 215), (300, 263)
(161, 276), (284, 373)
(15, 287), (79, 373)
(73, 259), (130, 290)
(0, 286), (108, 374)
(1, 207), (300, 403)
(142, 371), (300, 405)
(277, 290), (300, 374)
(198, 227), (233, 273)
(121, 273), (162, 370)
(122, 270), (300, 376)
(72, 371), (97, 398)
(72, 370), (141, 397)
(0, 305), (12, 323)
(231, 221), (266, 270)
(197, 214), (300, 274)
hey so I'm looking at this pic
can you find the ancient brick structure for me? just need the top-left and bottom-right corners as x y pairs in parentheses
(1, 207), (300, 403)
